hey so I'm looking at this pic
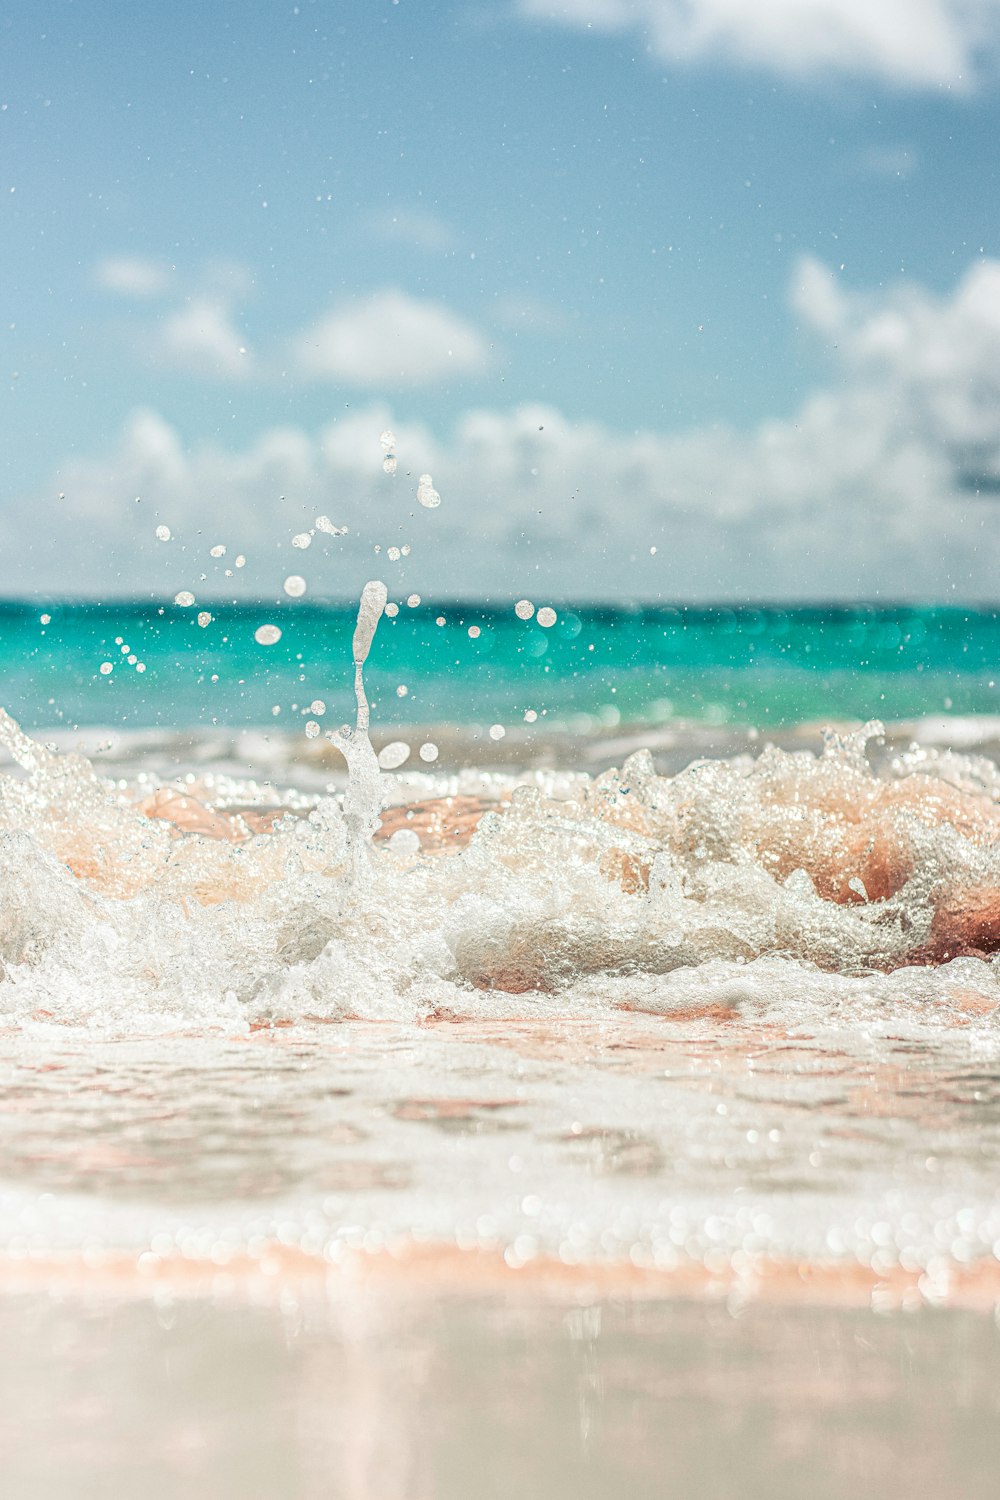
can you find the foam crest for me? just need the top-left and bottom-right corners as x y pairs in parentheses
(1, 707), (998, 1033)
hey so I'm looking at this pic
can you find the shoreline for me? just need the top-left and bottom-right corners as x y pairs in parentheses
(4, 711), (1000, 786)
(1, 1239), (998, 1312)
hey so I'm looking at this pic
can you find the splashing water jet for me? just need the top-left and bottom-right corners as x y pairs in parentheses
(327, 580), (388, 879)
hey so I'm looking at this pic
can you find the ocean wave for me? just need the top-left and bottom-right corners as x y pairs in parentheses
(1, 705), (998, 1035)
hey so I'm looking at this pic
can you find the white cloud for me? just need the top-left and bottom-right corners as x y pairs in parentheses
(292, 289), (493, 387)
(93, 256), (258, 379)
(516, 0), (1000, 89)
(159, 298), (253, 379)
(369, 207), (457, 253)
(792, 254), (1000, 478)
(95, 256), (174, 298)
(11, 257), (1000, 601)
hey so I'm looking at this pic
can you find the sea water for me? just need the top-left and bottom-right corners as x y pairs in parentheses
(4, 599), (999, 731)
(2, 588), (1000, 1494)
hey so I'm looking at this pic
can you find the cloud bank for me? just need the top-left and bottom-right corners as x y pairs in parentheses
(517, 0), (1000, 90)
(7, 258), (1000, 603)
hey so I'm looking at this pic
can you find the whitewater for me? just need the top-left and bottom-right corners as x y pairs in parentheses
(0, 579), (998, 1301)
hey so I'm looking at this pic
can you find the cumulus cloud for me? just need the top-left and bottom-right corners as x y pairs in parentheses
(516, 0), (1000, 90)
(93, 256), (257, 379)
(158, 298), (253, 379)
(94, 256), (174, 298)
(292, 289), (493, 387)
(792, 253), (1000, 484)
(8, 258), (1000, 601)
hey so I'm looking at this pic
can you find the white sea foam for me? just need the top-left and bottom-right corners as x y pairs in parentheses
(1, 685), (999, 1037)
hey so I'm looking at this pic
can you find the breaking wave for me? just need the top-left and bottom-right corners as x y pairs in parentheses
(2, 694), (998, 1035)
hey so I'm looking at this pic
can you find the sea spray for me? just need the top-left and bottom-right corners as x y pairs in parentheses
(327, 580), (388, 878)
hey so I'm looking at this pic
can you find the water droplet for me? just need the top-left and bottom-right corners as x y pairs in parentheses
(468, 625), (481, 639)
(379, 429), (396, 452)
(309, 699), (326, 715)
(489, 724), (506, 740)
(155, 525), (171, 542)
(315, 515), (347, 535)
(386, 546), (400, 562)
(524, 709), (538, 723)
(378, 741), (411, 770)
(401, 544), (411, 556)
(304, 720), (320, 739)
(416, 473), (441, 509)
(255, 624), (282, 646)
(283, 575), (307, 598)
(384, 602), (399, 617)
(174, 591), (195, 607)
(435, 616), (446, 627)
(235, 554), (246, 568)
(419, 742), (439, 762)
(396, 684), (409, 697)
(515, 599), (535, 620)
(537, 606), (557, 628)
(210, 544), (227, 557)
(387, 827), (420, 857)
(99, 662), (113, 675)
(39, 614), (51, 625)
(135, 662), (146, 673)
(197, 611), (213, 627)
(127, 653), (137, 664)
(291, 532), (312, 549)
(382, 455), (397, 475)
(406, 593), (421, 608)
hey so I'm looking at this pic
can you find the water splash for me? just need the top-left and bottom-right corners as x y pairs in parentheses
(327, 580), (388, 876)
(2, 668), (1000, 1034)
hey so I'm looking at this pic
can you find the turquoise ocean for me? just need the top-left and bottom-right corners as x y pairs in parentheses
(2, 599), (998, 733)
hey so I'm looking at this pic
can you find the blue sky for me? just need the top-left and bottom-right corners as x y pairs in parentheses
(3, 0), (1000, 601)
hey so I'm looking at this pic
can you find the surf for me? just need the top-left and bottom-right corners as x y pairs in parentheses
(1, 583), (998, 1035)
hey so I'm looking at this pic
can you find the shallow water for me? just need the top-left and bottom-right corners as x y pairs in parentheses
(6, 599), (1000, 730)
(2, 1012), (1000, 1295)
(2, 1290), (998, 1500)
(3, 594), (1000, 1490)
(1, 703), (999, 1283)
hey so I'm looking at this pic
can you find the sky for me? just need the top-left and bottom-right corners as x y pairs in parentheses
(3, 0), (1000, 603)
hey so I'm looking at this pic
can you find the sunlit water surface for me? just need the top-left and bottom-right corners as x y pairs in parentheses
(2, 593), (1000, 1493)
